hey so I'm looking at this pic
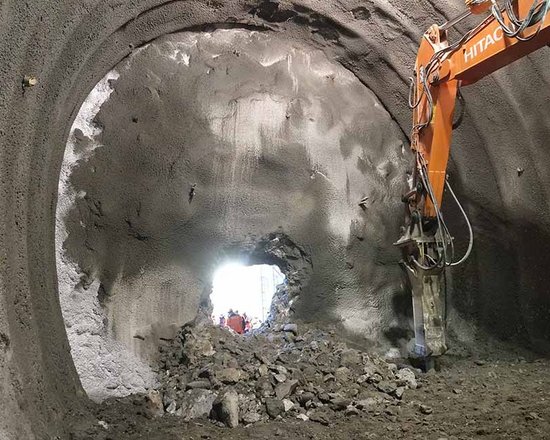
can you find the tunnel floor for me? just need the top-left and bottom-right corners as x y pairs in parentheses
(67, 316), (550, 440)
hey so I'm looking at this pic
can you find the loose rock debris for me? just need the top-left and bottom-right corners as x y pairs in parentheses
(76, 289), (550, 439)
(153, 318), (420, 428)
(79, 335), (550, 440)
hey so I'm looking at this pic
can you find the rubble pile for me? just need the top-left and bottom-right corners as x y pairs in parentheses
(152, 317), (420, 428)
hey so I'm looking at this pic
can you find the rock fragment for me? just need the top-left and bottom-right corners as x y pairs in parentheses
(329, 395), (350, 411)
(282, 399), (294, 412)
(308, 409), (331, 426)
(335, 366), (351, 383)
(186, 380), (211, 390)
(340, 349), (361, 367)
(265, 398), (285, 419)
(345, 405), (360, 416)
(275, 379), (298, 400)
(418, 403), (433, 415)
(273, 373), (287, 383)
(166, 401), (177, 414)
(178, 389), (217, 421)
(297, 391), (316, 406)
(376, 381), (397, 395)
(283, 323), (298, 335)
(239, 393), (263, 424)
(396, 368), (417, 389)
(258, 364), (269, 377)
(145, 390), (164, 417)
(216, 368), (242, 384)
(211, 389), (239, 428)
(356, 397), (379, 411)
(394, 386), (406, 399)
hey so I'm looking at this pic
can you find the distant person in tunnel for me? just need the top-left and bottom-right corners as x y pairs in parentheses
(227, 309), (245, 334)
(243, 313), (251, 333)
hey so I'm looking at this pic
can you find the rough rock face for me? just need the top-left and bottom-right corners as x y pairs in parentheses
(1, 1), (550, 438)
(56, 29), (408, 399)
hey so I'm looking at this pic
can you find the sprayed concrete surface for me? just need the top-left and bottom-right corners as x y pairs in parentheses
(0, 1), (550, 438)
(57, 70), (160, 401)
(56, 29), (408, 400)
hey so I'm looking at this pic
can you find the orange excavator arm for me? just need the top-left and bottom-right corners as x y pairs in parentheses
(413, 0), (550, 218)
(396, 0), (550, 362)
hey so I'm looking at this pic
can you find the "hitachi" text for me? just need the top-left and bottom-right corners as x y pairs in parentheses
(464, 27), (504, 63)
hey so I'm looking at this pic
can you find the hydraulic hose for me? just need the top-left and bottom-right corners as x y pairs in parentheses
(445, 179), (474, 266)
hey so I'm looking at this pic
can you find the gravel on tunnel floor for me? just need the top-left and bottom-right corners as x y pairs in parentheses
(69, 313), (550, 440)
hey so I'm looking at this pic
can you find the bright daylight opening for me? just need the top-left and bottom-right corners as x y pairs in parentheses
(211, 263), (285, 334)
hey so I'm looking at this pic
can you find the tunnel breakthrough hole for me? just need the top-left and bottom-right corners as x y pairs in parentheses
(210, 263), (285, 333)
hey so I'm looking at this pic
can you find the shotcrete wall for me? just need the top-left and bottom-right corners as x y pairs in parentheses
(56, 29), (408, 400)
(0, 1), (549, 438)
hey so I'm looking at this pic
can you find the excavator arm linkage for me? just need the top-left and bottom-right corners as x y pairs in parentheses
(396, 0), (550, 360)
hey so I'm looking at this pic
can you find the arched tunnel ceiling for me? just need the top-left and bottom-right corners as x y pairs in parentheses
(0, 1), (549, 438)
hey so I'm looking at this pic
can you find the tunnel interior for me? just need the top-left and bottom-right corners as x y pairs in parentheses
(1, 1), (550, 439)
(55, 28), (408, 401)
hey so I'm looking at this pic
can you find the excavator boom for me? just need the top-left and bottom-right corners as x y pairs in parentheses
(398, 0), (550, 361)
(415, 0), (550, 217)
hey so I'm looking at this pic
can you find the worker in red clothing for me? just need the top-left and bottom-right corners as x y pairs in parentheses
(243, 313), (251, 333)
(226, 309), (245, 334)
